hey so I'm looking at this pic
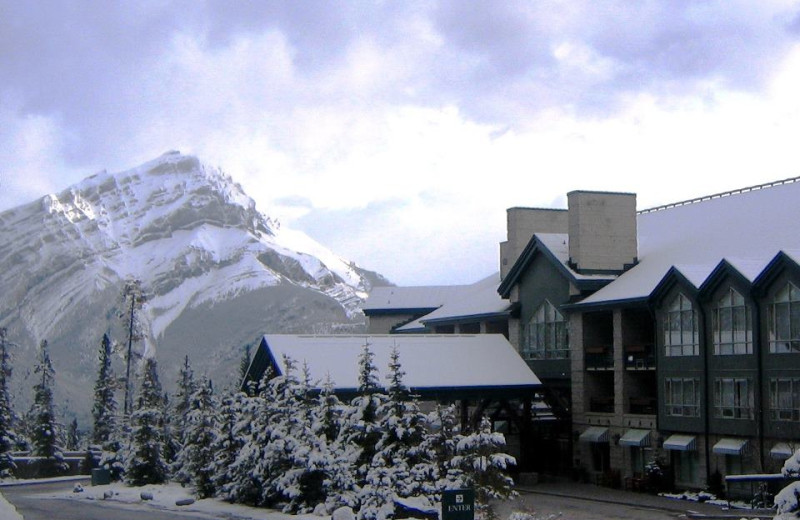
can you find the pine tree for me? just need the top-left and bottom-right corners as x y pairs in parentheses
(425, 404), (464, 495)
(361, 347), (430, 520)
(30, 340), (66, 475)
(238, 343), (252, 387)
(319, 374), (359, 512)
(211, 389), (244, 496)
(341, 340), (385, 489)
(171, 355), (195, 482)
(91, 333), (117, 447)
(0, 328), (17, 477)
(121, 278), (146, 418)
(66, 418), (80, 451)
(451, 416), (517, 515)
(125, 357), (168, 486)
(175, 378), (218, 498)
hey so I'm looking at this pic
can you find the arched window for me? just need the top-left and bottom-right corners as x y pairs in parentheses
(523, 300), (568, 359)
(769, 282), (800, 353)
(664, 293), (699, 356)
(712, 288), (752, 355)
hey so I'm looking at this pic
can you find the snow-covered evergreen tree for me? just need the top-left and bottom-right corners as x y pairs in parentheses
(361, 347), (431, 520)
(312, 373), (358, 513)
(30, 339), (67, 475)
(120, 278), (147, 418)
(0, 328), (17, 477)
(91, 333), (117, 447)
(170, 355), (196, 482)
(341, 341), (385, 489)
(211, 389), (245, 497)
(239, 343), (252, 387)
(424, 404), (464, 495)
(125, 357), (168, 486)
(451, 416), (516, 515)
(220, 370), (272, 505)
(66, 418), (80, 451)
(175, 377), (218, 498)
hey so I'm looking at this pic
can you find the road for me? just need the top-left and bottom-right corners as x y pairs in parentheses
(0, 480), (216, 520)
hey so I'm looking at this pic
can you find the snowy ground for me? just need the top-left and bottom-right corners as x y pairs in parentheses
(0, 491), (23, 520)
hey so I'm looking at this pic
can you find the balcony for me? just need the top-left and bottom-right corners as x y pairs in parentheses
(624, 344), (655, 370)
(628, 396), (657, 415)
(585, 346), (613, 370)
(589, 396), (615, 413)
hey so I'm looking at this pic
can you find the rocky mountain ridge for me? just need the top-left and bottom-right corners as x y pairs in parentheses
(0, 151), (388, 425)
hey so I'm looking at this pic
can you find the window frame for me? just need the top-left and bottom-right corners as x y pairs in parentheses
(522, 300), (569, 360)
(664, 377), (700, 417)
(714, 377), (753, 420)
(664, 293), (699, 357)
(712, 287), (752, 355)
(769, 282), (800, 354)
(769, 377), (800, 422)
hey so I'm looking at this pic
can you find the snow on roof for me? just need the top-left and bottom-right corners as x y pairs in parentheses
(579, 178), (800, 305)
(409, 273), (510, 324)
(261, 334), (541, 391)
(362, 285), (467, 311)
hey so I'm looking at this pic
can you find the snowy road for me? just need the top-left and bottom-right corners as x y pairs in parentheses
(1, 480), (215, 520)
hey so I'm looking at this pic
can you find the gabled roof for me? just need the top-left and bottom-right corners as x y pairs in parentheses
(362, 285), (467, 314)
(395, 273), (511, 332)
(498, 233), (616, 298)
(248, 334), (541, 395)
(577, 177), (800, 307)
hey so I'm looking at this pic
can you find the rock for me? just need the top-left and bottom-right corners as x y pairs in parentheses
(332, 506), (356, 520)
(313, 503), (329, 516)
(176, 498), (196, 506)
(103, 490), (114, 500)
(72, 484), (84, 493)
(140, 491), (154, 501)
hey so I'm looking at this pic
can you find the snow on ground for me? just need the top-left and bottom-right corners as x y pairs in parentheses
(21, 479), (328, 520)
(0, 491), (23, 520)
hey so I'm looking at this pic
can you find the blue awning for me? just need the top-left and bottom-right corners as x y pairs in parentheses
(770, 443), (795, 460)
(713, 438), (748, 456)
(579, 427), (609, 443)
(619, 429), (651, 447)
(663, 434), (696, 451)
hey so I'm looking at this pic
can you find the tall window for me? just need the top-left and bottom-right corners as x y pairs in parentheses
(770, 282), (800, 353)
(664, 293), (699, 356)
(770, 378), (800, 421)
(713, 288), (752, 355)
(714, 378), (753, 419)
(523, 300), (568, 359)
(664, 378), (700, 417)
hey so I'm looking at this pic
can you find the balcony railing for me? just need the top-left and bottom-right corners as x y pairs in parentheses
(624, 344), (655, 370)
(585, 346), (613, 370)
(589, 396), (615, 413)
(628, 396), (657, 415)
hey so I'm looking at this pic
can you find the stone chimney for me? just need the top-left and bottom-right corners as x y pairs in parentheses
(500, 207), (568, 279)
(567, 191), (637, 274)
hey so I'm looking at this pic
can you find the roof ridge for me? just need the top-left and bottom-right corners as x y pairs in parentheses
(638, 175), (800, 215)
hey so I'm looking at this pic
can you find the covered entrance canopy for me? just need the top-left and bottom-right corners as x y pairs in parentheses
(663, 434), (696, 451)
(579, 426), (609, 443)
(713, 438), (748, 456)
(619, 429), (651, 447)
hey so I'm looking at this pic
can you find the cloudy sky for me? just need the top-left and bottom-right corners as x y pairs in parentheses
(2, 1), (800, 286)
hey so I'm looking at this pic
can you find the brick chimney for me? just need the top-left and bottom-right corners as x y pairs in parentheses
(500, 207), (568, 279)
(567, 191), (637, 274)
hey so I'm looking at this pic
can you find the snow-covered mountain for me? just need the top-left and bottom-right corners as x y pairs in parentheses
(0, 151), (389, 425)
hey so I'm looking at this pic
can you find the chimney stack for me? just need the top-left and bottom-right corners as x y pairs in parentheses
(567, 191), (637, 274)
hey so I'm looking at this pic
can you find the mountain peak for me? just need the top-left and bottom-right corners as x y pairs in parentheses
(0, 152), (387, 425)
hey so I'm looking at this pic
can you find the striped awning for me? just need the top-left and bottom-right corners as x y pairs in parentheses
(770, 443), (795, 460)
(578, 426), (609, 443)
(663, 434), (696, 451)
(713, 438), (748, 456)
(619, 429), (651, 447)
